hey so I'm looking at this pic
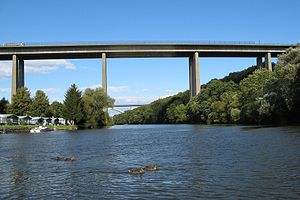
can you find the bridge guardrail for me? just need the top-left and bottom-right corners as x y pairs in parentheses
(0, 40), (294, 47)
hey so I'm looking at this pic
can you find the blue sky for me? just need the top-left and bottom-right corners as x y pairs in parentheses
(0, 0), (299, 106)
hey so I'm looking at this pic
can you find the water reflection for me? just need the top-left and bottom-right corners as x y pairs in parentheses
(0, 125), (299, 199)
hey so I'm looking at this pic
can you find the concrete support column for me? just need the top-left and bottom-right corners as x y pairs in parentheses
(11, 55), (19, 97)
(265, 52), (272, 72)
(102, 52), (107, 94)
(189, 57), (194, 98)
(256, 56), (262, 68)
(11, 55), (25, 98)
(18, 59), (24, 88)
(189, 52), (200, 98)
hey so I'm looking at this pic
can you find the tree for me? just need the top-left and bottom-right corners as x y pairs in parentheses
(0, 98), (9, 114)
(166, 104), (188, 123)
(187, 80), (239, 124)
(230, 108), (241, 123)
(49, 101), (64, 118)
(82, 87), (114, 128)
(239, 69), (274, 123)
(63, 84), (83, 125)
(30, 90), (50, 117)
(9, 87), (32, 116)
(273, 45), (300, 122)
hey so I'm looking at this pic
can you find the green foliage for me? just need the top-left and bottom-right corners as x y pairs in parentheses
(187, 80), (239, 124)
(272, 46), (300, 122)
(165, 104), (188, 123)
(230, 108), (241, 122)
(114, 91), (190, 124)
(30, 90), (51, 117)
(115, 45), (300, 125)
(63, 84), (83, 125)
(49, 101), (64, 118)
(82, 87), (114, 128)
(0, 98), (9, 114)
(6, 118), (13, 125)
(222, 65), (257, 84)
(9, 87), (32, 116)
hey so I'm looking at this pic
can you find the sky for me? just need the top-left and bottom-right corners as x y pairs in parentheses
(0, 0), (299, 109)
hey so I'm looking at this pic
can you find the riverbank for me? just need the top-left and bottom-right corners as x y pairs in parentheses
(0, 125), (78, 134)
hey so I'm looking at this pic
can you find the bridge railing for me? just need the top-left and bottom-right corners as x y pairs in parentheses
(0, 40), (294, 47)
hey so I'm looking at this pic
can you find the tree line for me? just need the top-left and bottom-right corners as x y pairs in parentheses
(114, 45), (300, 125)
(0, 84), (114, 128)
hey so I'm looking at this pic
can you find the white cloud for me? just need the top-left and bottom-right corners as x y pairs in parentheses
(32, 88), (61, 94)
(79, 85), (129, 94)
(159, 94), (173, 99)
(114, 96), (158, 105)
(79, 84), (101, 91)
(0, 59), (75, 78)
(25, 60), (75, 73)
(141, 88), (149, 92)
(0, 62), (12, 78)
(113, 89), (177, 105)
(108, 86), (128, 93)
(49, 98), (64, 104)
(165, 89), (173, 93)
(0, 88), (10, 93)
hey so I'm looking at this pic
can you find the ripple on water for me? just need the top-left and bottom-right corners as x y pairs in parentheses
(0, 125), (299, 199)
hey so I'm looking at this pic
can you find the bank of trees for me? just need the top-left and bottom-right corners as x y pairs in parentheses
(1, 84), (114, 128)
(114, 45), (300, 125)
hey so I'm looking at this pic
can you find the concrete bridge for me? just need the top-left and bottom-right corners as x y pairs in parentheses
(109, 104), (144, 114)
(0, 42), (296, 99)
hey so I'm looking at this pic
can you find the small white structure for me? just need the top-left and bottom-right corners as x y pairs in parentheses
(58, 118), (66, 125)
(43, 117), (52, 125)
(18, 116), (32, 125)
(30, 126), (49, 133)
(0, 114), (19, 125)
(30, 117), (44, 125)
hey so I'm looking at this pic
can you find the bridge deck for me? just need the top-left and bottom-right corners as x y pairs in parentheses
(0, 43), (295, 60)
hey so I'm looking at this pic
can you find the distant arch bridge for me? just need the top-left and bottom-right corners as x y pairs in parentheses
(108, 104), (145, 114)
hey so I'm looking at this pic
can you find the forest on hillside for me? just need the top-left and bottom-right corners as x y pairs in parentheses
(114, 45), (300, 125)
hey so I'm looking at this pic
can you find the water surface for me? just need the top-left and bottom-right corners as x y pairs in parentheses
(0, 125), (299, 199)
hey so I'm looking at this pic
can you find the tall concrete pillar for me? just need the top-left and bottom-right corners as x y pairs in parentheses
(265, 52), (272, 72)
(102, 53), (107, 94)
(189, 56), (194, 98)
(11, 55), (25, 98)
(194, 52), (200, 95)
(189, 52), (200, 98)
(18, 59), (24, 88)
(11, 55), (19, 97)
(256, 56), (262, 68)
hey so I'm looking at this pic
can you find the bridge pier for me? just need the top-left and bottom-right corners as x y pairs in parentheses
(256, 56), (263, 68)
(11, 55), (24, 97)
(265, 52), (272, 72)
(102, 52), (107, 94)
(189, 52), (200, 98)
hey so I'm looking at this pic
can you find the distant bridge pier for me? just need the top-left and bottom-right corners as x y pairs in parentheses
(256, 56), (263, 68)
(265, 52), (272, 72)
(11, 55), (24, 97)
(189, 52), (200, 98)
(102, 52), (107, 94)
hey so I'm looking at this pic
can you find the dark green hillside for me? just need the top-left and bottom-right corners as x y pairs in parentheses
(114, 45), (300, 125)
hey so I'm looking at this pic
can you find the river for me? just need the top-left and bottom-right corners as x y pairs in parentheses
(0, 125), (299, 199)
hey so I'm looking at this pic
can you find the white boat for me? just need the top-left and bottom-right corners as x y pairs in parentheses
(30, 126), (49, 133)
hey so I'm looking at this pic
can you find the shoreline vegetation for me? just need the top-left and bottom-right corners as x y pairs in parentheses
(0, 125), (78, 134)
(0, 85), (114, 132)
(114, 45), (300, 126)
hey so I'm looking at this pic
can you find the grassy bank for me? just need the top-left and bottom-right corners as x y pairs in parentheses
(0, 125), (78, 134)
(0, 125), (37, 133)
(51, 125), (78, 131)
